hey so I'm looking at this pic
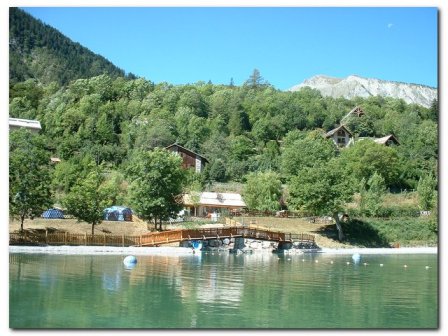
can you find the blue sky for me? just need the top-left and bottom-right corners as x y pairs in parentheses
(21, 7), (438, 89)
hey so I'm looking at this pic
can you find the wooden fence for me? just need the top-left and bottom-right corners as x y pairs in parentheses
(9, 231), (143, 247)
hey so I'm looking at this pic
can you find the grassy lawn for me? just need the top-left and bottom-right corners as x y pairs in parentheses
(341, 217), (438, 247)
(10, 201), (437, 248)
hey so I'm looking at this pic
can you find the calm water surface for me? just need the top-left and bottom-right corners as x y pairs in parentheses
(9, 252), (438, 328)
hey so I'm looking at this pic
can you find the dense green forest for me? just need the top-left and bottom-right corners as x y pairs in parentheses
(9, 8), (438, 238)
(9, 8), (135, 86)
(9, 73), (438, 188)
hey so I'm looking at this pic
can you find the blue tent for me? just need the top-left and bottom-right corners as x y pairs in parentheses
(103, 206), (133, 221)
(42, 208), (65, 219)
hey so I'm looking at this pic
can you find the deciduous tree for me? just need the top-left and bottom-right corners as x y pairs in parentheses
(417, 173), (437, 211)
(9, 130), (53, 232)
(63, 163), (110, 235)
(243, 171), (282, 212)
(288, 159), (354, 241)
(126, 148), (186, 230)
(359, 172), (387, 217)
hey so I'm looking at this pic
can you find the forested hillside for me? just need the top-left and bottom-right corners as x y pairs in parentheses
(9, 72), (438, 190)
(9, 8), (438, 238)
(9, 8), (134, 86)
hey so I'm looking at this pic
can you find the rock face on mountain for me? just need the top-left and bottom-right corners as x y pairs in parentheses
(289, 75), (437, 108)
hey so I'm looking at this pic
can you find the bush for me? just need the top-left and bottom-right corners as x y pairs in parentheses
(376, 205), (420, 218)
(342, 217), (437, 247)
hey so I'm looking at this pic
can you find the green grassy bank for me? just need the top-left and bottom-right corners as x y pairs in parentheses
(340, 216), (438, 247)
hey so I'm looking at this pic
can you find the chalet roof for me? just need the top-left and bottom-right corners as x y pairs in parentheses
(183, 192), (246, 208)
(373, 134), (400, 145)
(325, 125), (353, 138)
(9, 117), (42, 131)
(165, 143), (209, 162)
(357, 134), (400, 146)
(348, 106), (365, 117)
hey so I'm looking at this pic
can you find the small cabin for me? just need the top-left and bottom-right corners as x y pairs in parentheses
(357, 134), (400, 147)
(374, 134), (400, 146)
(183, 192), (246, 217)
(325, 125), (353, 148)
(165, 143), (208, 173)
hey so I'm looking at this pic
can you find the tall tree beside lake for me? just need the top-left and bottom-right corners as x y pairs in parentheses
(9, 130), (53, 232)
(280, 130), (336, 180)
(417, 173), (437, 211)
(287, 159), (355, 241)
(339, 139), (401, 188)
(243, 171), (282, 212)
(359, 172), (387, 217)
(127, 148), (186, 231)
(63, 162), (110, 236)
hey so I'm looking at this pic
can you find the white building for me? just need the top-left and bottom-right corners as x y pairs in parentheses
(183, 192), (246, 217)
(9, 118), (42, 132)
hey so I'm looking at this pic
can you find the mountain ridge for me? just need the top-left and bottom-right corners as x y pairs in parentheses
(289, 74), (437, 108)
(9, 7), (135, 86)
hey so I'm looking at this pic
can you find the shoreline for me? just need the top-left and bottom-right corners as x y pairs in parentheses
(9, 245), (438, 255)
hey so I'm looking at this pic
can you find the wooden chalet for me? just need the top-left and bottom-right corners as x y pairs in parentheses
(325, 125), (353, 148)
(358, 134), (400, 146)
(340, 106), (365, 124)
(373, 134), (400, 146)
(165, 143), (208, 173)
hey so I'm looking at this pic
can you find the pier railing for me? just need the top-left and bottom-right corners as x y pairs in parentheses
(10, 226), (314, 247)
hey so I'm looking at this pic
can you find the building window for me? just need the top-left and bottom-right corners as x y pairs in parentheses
(336, 130), (347, 147)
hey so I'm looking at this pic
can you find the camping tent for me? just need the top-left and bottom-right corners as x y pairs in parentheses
(103, 206), (133, 221)
(42, 208), (65, 219)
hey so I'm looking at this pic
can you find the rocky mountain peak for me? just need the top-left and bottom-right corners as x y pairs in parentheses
(289, 75), (437, 108)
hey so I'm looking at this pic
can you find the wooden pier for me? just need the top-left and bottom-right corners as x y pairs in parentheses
(9, 226), (315, 248)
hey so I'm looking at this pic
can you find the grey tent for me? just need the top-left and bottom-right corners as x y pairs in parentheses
(42, 208), (65, 219)
(103, 206), (133, 221)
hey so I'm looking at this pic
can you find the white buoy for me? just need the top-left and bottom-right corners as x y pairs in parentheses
(363, 262), (368, 266)
(346, 261), (350, 265)
(315, 260), (319, 263)
(123, 255), (137, 268)
(404, 265), (408, 268)
(352, 253), (361, 264)
(425, 266), (430, 269)
(330, 261), (334, 264)
(380, 264), (384, 267)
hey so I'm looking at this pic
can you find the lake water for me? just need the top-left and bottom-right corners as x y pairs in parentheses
(9, 251), (438, 329)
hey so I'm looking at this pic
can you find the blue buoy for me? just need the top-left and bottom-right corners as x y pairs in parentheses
(352, 253), (361, 264)
(123, 255), (137, 268)
(191, 240), (203, 251)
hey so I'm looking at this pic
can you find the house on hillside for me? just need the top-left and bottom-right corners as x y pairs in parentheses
(165, 143), (209, 173)
(340, 106), (365, 124)
(183, 192), (246, 217)
(9, 117), (41, 132)
(358, 134), (400, 147)
(373, 134), (400, 146)
(325, 125), (353, 148)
